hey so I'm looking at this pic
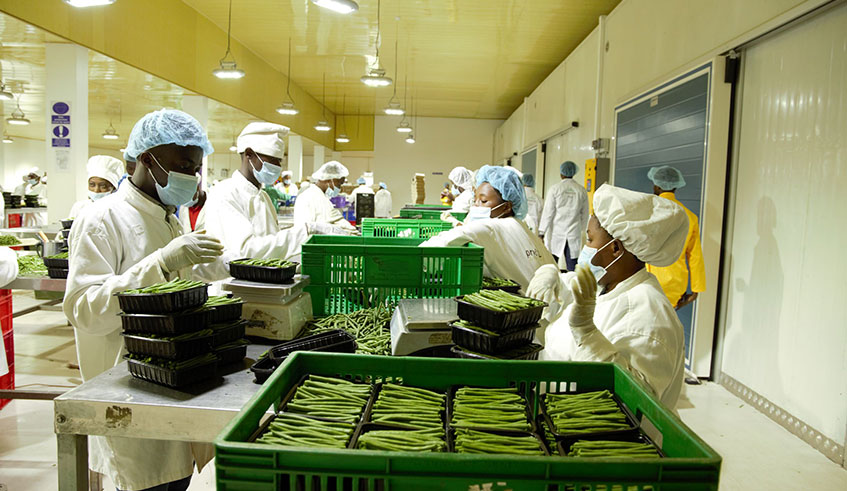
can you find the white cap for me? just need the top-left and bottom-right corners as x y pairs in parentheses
(27, 166), (40, 175)
(312, 161), (349, 181)
(236, 122), (289, 158)
(87, 155), (125, 189)
(449, 166), (473, 189)
(593, 184), (688, 267)
(281, 170), (294, 178)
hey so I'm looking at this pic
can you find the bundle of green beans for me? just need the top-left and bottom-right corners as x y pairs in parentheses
(357, 428), (446, 452)
(482, 276), (518, 288)
(17, 255), (48, 276)
(204, 295), (242, 307)
(370, 383), (445, 432)
(461, 290), (544, 312)
(0, 235), (21, 246)
(545, 390), (631, 434)
(452, 319), (499, 336)
(123, 278), (205, 294)
(256, 413), (354, 449)
(47, 252), (69, 259)
(286, 375), (372, 423)
(451, 387), (531, 431)
(301, 304), (393, 356)
(232, 258), (295, 268)
(127, 352), (217, 370)
(454, 429), (545, 456)
(568, 440), (659, 458)
(146, 328), (213, 341)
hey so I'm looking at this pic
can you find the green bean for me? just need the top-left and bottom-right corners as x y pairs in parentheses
(204, 295), (242, 307)
(461, 289), (544, 312)
(232, 258), (295, 268)
(481, 276), (518, 288)
(255, 413), (355, 449)
(357, 429), (445, 452)
(146, 328), (213, 341)
(122, 278), (205, 295)
(0, 235), (21, 246)
(17, 255), (48, 277)
(371, 384), (445, 432)
(568, 440), (659, 458)
(451, 386), (531, 431)
(300, 304), (394, 356)
(544, 390), (632, 434)
(285, 375), (372, 422)
(454, 429), (545, 456)
(46, 252), (69, 259)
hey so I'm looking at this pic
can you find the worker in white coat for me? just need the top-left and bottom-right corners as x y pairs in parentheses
(69, 155), (125, 219)
(274, 170), (298, 198)
(350, 177), (374, 210)
(14, 167), (48, 227)
(12, 168), (38, 197)
(448, 166), (474, 213)
(63, 109), (233, 491)
(420, 165), (555, 292)
(374, 182), (392, 218)
(293, 161), (358, 233)
(0, 247), (18, 378)
(539, 161), (589, 271)
(522, 174), (543, 234)
(526, 184), (688, 408)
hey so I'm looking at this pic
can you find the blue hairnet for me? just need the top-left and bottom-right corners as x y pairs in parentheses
(647, 166), (686, 190)
(124, 109), (214, 162)
(475, 165), (528, 220)
(357, 177), (366, 185)
(560, 161), (577, 177)
(522, 174), (535, 188)
(379, 182), (387, 189)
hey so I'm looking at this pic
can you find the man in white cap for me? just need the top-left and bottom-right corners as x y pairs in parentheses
(69, 155), (125, 219)
(293, 161), (358, 232)
(526, 184), (689, 408)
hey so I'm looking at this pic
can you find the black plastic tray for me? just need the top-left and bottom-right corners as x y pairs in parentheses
(268, 329), (357, 364)
(60, 219), (74, 229)
(450, 343), (543, 361)
(229, 258), (297, 284)
(539, 391), (640, 441)
(116, 284), (209, 314)
(451, 427), (549, 456)
(249, 355), (278, 384)
(47, 267), (69, 279)
(120, 308), (211, 335)
(454, 295), (546, 331)
(60, 229), (71, 239)
(206, 296), (244, 324)
(556, 431), (663, 458)
(449, 321), (538, 354)
(43, 257), (69, 269)
(122, 331), (214, 359)
(211, 320), (248, 346)
(214, 341), (248, 365)
(449, 384), (535, 433)
(125, 355), (218, 388)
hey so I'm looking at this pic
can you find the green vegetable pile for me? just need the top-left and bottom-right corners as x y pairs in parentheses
(357, 429), (446, 452)
(232, 258), (295, 268)
(461, 290), (544, 312)
(451, 387), (531, 431)
(371, 384), (445, 432)
(204, 295), (242, 307)
(544, 390), (631, 434)
(482, 276), (518, 288)
(47, 252), (69, 259)
(286, 375), (372, 423)
(123, 278), (205, 294)
(301, 304), (393, 355)
(128, 352), (217, 370)
(256, 413), (355, 449)
(0, 235), (21, 246)
(17, 255), (48, 277)
(567, 440), (659, 458)
(146, 329), (213, 341)
(454, 429), (545, 456)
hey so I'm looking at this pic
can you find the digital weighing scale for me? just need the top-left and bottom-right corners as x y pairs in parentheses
(221, 275), (312, 341)
(390, 298), (457, 357)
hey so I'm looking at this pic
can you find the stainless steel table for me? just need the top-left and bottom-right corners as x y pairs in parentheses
(4, 206), (48, 222)
(7, 275), (67, 292)
(54, 344), (268, 491)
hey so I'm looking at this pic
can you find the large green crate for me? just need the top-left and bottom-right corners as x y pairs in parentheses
(399, 208), (468, 221)
(301, 236), (483, 315)
(360, 218), (453, 239)
(215, 353), (721, 490)
(402, 204), (452, 209)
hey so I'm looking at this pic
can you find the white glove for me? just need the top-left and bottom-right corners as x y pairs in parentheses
(159, 230), (224, 273)
(568, 264), (598, 331)
(526, 264), (563, 306)
(440, 210), (461, 228)
(307, 222), (360, 236)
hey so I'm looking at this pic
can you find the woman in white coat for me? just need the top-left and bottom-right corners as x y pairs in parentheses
(374, 182), (392, 218)
(69, 155), (125, 219)
(447, 166), (474, 213)
(293, 161), (357, 233)
(526, 184), (688, 408)
(538, 161), (589, 271)
(420, 165), (556, 292)
(0, 247), (18, 378)
(522, 174), (543, 234)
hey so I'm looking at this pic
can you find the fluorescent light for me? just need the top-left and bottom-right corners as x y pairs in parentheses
(6, 116), (29, 126)
(336, 134), (350, 143)
(384, 101), (404, 116)
(361, 68), (392, 87)
(213, 60), (245, 79)
(63, 0), (116, 7)
(405, 134), (416, 144)
(102, 124), (120, 140)
(102, 133), (119, 140)
(314, 121), (331, 132)
(2, 133), (12, 143)
(229, 144), (238, 152)
(396, 122), (412, 133)
(276, 101), (299, 115)
(311, 0), (358, 14)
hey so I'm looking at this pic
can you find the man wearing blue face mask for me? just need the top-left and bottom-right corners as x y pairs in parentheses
(526, 184), (689, 409)
(293, 161), (358, 233)
(63, 109), (233, 491)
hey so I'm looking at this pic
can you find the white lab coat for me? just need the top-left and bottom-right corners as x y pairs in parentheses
(22, 182), (47, 227)
(63, 180), (232, 490)
(541, 268), (684, 408)
(12, 182), (27, 197)
(419, 217), (556, 292)
(0, 247), (19, 377)
(451, 189), (474, 213)
(350, 184), (374, 210)
(274, 182), (298, 197)
(292, 184), (357, 232)
(177, 205), (192, 233)
(539, 178), (589, 259)
(199, 171), (311, 261)
(374, 189), (392, 218)
(524, 186), (543, 234)
(69, 199), (92, 219)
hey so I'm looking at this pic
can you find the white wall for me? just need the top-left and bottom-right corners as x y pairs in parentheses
(374, 116), (502, 216)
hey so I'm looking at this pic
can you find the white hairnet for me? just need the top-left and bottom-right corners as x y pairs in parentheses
(312, 160), (349, 181)
(593, 184), (688, 267)
(476, 165), (528, 220)
(281, 170), (293, 178)
(124, 109), (214, 162)
(87, 155), (125, 189)
(237, 122), (289, 158)
(449, 166), (473, 190)
(647, 166), (686, 190)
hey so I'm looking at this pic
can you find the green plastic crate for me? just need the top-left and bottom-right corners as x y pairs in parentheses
(301, 236), (483, 315)
(398, 208), (468, 221)
(360, 218), (454, 239)
(402, 204), (452, 209)
(215, 353), (721, 491)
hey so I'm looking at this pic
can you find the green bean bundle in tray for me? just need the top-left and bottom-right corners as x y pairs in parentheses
(300, 304), (393, 356)
(203, 295), (245, 324)
(43, 251), (70, 270)
(255, 412), (356, 449)
(481, 276), (520, 293)
(368, 383), (446, 433)
(456, 289), (546, 331)
(451, 386), (533, 432)
(122, 328), (214, 360)
(453, 428), (547, 456)
(0, 235), (21, 246)
(563, 437), (662, 458)
(229, 257), (297, 284)
(117, 278), (209, 314)
(357, 428), (446, 452)
(17, 255), (48, 277)
(125, 352), (218, 388)
(541, 390), (637, 438)
(282, 375), (373, 423)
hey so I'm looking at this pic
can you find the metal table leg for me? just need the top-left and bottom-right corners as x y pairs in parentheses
(57, 433), (88, 491)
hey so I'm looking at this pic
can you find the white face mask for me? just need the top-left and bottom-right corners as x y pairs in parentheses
(251, 154), (282, 186)
(451, 186), (460, 196)
(464, 201), (507, 223)
(577, 239), (622, 283)
(88, 190), (112, 201)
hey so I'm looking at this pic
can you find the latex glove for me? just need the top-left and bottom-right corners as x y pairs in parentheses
(159, 230), (224, 273)
(568, 264), (598, 331)
(440, 210), (461, 228)
(307, 222), (346, 235)
(526, 264), (563, 306)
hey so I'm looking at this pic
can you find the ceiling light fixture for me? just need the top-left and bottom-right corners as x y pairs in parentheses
(63, 0), (116, 7)
(229, 142), (237, 152)
(0, 84), (13, 101)
(276, 38), (299, 115)
(396, 73), (412, 133)
(315, 73), (332, 132)
(383, 30), (404, 115)
(336, 134), (350, 143)
(102, 122), (119, 140)
(212, 0), (245, 80)
(405, 134), (415, 144)
(396, 121), (412, 133)
(6, 95), (30, 126)
(311, 0), (358, 14)
(336, 93), (350, 143)
(361, 0), (392, 87)
(2, 133), (12, 144)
